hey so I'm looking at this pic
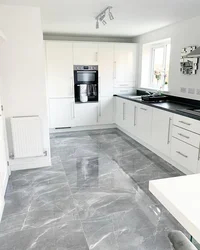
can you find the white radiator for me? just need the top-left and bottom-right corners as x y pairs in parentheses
(11, 116), (44, 159)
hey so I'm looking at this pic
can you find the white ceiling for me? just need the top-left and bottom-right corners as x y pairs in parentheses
(1, 0), (200, 37)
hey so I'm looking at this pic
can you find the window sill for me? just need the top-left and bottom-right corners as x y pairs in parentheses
(138, 87), (169, 93)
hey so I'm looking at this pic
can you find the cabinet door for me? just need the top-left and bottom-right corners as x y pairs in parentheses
(114, 43), (137, 87)
(115, 97), (124, 127)
(136, 104), (153, 144)
(73, 42), (98, 65)
(0, 116), (8, 195)
(49, 98), (74, 128)
(98, 43), (114, 97)
(46, 41), (73, 98)
(152, 109), (173, 157)
(98, 97), (114, 125)
(74, 103), (98, 127)
(123, 100), (136, 135)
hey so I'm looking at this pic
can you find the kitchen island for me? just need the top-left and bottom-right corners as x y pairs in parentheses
(149, 174), (200, 244)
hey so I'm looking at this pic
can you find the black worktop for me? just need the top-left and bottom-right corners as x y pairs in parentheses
(114, 93), (200, 121)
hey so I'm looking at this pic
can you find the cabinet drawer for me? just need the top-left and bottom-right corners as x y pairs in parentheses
(172, 125), (200, 148)
(173, 114), (200, 134)
(171, 137), (198, 173)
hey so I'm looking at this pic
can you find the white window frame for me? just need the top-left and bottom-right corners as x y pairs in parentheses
(150, 42), (170, 90)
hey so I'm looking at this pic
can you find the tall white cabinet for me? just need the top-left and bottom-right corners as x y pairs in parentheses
(45, 40), (138, 129)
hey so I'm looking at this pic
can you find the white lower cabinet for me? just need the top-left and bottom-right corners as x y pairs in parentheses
(49, 98), (75, 128)
(98, 97), (114, 125)
(74, 103), (98, 127)
(171, 137), (198, 173)
(151, 109), (173, 157)
(136, 103), (153, 144)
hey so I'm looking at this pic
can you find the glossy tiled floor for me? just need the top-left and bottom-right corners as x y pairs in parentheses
(0, 128), (190, 249)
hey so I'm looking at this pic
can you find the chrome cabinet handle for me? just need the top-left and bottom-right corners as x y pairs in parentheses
(140, 107), (147, 111)
(114, 61), (116, 79)
(123, 103), (125, 120)
(167, 117), (172, 144)
(99, 101), (101, 117)
(178, 133), (190, 139)
(96, 52), (98, 62)
(134, 106), (137, 126)
(198, 142), (200, 160)
(179, 121), (191, 126)
(176, 151), (188, 158)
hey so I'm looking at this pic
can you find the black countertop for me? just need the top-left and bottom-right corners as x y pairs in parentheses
(114, 94), (200, 121)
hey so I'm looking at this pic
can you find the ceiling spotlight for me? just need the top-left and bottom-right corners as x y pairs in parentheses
(96, 20), (99, 29)
(95, 6), (114, 29)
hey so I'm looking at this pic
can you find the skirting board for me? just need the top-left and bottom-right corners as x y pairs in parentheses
(116, 125), (192, 175)
(10, 155), (51, 171)
(50, 124), (116, 133)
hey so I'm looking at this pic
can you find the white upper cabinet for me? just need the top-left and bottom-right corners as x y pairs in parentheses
(152, 109), (173, 157)
(46, 41), (74, 98)
(114, 43), (137, 87)
(98, 43), (114, 97)
(73, 42), (98, 65)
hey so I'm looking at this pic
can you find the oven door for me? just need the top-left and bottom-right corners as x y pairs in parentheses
(74, 70), (98, 84)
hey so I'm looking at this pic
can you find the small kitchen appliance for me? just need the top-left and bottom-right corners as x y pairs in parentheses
(74, 65), (98, 103)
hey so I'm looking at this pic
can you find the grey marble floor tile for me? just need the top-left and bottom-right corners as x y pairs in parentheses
(0, 221), (89, 250)
(0, 128), (187, 250)
(73, 192), (138, 220)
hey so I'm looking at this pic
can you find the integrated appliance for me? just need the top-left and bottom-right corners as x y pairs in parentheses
(74, 65), (98, 103)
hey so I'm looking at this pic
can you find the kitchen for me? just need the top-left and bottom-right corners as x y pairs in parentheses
(1, 2), (200, 249)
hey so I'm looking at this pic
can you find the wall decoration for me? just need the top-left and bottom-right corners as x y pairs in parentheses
(180, 46), (199, 75)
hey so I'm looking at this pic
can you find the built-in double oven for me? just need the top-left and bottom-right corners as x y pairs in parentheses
(74, 65), (98, 103)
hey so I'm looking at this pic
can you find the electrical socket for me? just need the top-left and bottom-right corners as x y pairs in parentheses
(196, 89), (200, 95)
(180, 87), (187, 93)
(188, 88), (195, 94)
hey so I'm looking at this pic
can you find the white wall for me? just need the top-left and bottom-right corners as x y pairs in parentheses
(135, 15), (200, 100)
(0, 5), (51, 170)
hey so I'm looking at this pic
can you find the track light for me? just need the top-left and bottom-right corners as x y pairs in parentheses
(95, 6), (114, 29)
(108, 8), (114, 20)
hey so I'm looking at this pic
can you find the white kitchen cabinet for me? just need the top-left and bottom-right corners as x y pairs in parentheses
(98, 43), (114, 97)
(114, 43), (137, 87)
(45, 41), (74, 98)
(123, 99), (136, 135)
(171, 137), (198, 173)
(74, 103), (98, 127)
(115, 97), (136, 135)
(151, 109), (173, 157)
(49, 98), (75, 128)
(98, 97), (114, 125)
(73, 42), (98, 65)
(115, 97), (124, 128)
(136, 103), (153, 144)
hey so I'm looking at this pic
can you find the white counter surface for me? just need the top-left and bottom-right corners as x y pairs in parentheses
(149, 174), (200, 243)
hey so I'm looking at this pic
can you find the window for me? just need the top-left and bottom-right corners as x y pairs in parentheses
(151, 43), (171, 90)
(141, 39), (171, 91)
